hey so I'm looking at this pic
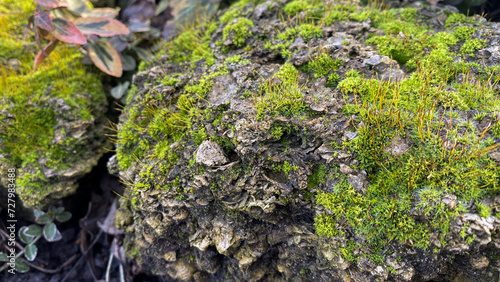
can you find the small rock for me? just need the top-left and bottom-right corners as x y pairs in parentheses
(470, 255), (489, 269)
(384, 136), (410, 156)
(348, 170), (368, 194)
(441, 194), (458, 210)
(340, 163), (354, 174)
(163, 251), (176, 262)
(488, 152), (500, 162)
(364, 55), (382, 66)
(195, 141), (228, 167)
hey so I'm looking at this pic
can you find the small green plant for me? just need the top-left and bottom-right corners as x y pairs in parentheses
(223, 17), (254, 48)
(476, 202), (491, 217)
(30, 0), (130, 77)
(0, 206), (71, 273)
(254, 63), (306, 119)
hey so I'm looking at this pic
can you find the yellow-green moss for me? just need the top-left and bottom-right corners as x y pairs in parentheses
(254, 63), (305, 120)
(283, 0), (311, 16)
(460, 38), (486, 56)
(223, 17), (254, 48)
(0, 0), (106, 207)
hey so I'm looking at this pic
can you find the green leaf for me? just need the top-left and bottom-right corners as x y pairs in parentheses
(156, 0), (169, 15)
(36, 213), (53, 225)
(24, 244), (38, 262)
(132, 46), (153, 61)
(0, 252), (8, 262)
(33, 209), (45, 218)
(18, 227), (36, 244)
(111, 81), (130, 99)
(35, 0), (69, 8)
(89, 40), (123, 77)
(15, 260), (30, 273)
(120, 54), (136, 71)
(24, 224), (43, 237)
(51, 18), (87, 44)
(75, 17), (129, 37)
(55, 207), (64, 214)
(55, 211), (72, 223)
(43, 223), (62, 242)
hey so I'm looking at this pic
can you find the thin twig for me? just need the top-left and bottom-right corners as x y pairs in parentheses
(23, 253), (79, 274)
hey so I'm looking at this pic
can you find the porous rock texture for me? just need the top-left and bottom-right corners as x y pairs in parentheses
(112, 0), (500, 281)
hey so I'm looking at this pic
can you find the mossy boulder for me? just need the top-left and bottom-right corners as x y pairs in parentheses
(113, 0), (500, 280)
(0, 0), (108, 209)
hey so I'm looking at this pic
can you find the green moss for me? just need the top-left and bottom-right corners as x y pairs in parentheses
(166, 21), (217, 67)
(161, 75), (181, 86)
(314, 214), (339, 236)
(400, 8), (417, 23)
(219, 0), (258, 24)
(453, 26), (476, 40)
(445, 13), (476, 27)
(323, 8), (350, 25)
(298, 24), (322, 41)
(184, 65), (229, 99)
(254, 63), (305, 119)
(476, 203), (491, 218)
(283, 0), (311, 16)
(460, 38), (486, 56)
(349, 11), (370, 22)
(223, 17), (254, 48)
(301, 52), (341, 87)
(0, 0), (106, 207)
(308, 164), (328, 188)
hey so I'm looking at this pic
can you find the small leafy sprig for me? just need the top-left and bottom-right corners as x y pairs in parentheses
(0, 206), (72, 273)
(31, 0), (130, 77)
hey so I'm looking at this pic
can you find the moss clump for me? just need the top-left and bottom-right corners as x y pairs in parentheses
(161, 74), (181, 86)
(308, 164), (328, 188)
(301, 52), (341, 87)
(166, 22), (218, 66)
(460, 38), (486, 56)
(322, 5), (355, 25)
(400, 8), (417, 23)
(283, 0), (311, 16)
(453, 26), (476, 40)
(277, 23), (322, 43)
(254, 63), (305, 120)
(349, 11), (370, 22)
(476, 203), (491, 218)
(445, 13), (476, 27)
(0, 0), (106, 207)
(219, 0), (259, 24)
(223, 17), (254, 48)
(298, 24), (322, 41)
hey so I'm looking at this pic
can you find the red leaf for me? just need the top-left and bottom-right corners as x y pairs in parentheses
(51, 18), (87, 44)
(34, 40), (59, 71)
(35, 0), (69, 8)
(35, 10), (54, 31)
(74, 17), (130, 37)
(88, 40), (122, 77)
